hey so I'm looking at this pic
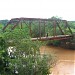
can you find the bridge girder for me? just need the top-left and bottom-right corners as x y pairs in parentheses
(2, 17), (73, 40)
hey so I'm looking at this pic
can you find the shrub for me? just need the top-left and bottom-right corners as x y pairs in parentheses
(0, 29), (56, 75)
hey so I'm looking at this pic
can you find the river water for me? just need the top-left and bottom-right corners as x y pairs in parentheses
(40, 46), (75, 75)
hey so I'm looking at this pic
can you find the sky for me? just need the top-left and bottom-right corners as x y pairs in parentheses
(0, 0), (75, 21)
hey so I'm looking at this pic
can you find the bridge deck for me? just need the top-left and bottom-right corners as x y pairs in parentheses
(31, 35), (72, 41)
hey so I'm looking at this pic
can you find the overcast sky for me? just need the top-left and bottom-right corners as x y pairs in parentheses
(0, 0), (75, 21)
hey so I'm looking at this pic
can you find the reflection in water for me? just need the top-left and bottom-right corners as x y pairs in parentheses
(40, 46), (75, 75)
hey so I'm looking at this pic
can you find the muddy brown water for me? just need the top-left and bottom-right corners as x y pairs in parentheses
(40, 46), (75, 75)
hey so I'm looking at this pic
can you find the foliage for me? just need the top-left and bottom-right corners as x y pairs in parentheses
(31, 22), (45, 37)
(68, 21), (75, 32)
(0, 24), (3, 29)
(46, 40), (61, 46)
(50, 16), (62, 20)
(0, 37), (11, 75)
(0, 20), (9, 26)
(0, 16), (75, 49)
(0, 29), (56, 75)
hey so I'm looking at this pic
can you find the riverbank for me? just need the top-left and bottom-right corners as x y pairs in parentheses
(40, 46), (75, 75)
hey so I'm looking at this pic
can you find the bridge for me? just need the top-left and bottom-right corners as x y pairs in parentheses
(2, 17), (73, 41)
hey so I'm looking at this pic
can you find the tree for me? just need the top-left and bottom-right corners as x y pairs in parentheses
(0, 20), (9, 26)
(0, 37), (11, 75)
(1, 29), (56, 75)
(50, 16), (62, 20)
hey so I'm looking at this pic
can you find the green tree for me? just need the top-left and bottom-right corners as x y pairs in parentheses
(2, 29), (56, 75)
(50, 16), (62, 20)
(0, 37), (11, 75)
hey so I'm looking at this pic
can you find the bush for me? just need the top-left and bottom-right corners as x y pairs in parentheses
(0, 29), (56, 75)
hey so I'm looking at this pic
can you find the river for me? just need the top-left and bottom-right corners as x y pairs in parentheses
(40, 46), (75, 75)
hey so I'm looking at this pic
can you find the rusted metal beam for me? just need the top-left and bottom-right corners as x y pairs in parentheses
(2, 17), (73, 41)
(44, 21), (46, 37)
(56, 21), (64, 35)
(64, 21), (73, 35)
(53, 21), (56, 36)
(11, 17), (66, 21)
(21, 22), (22, 29)
(29, 21), (32, 37)
(23, 21), (30, 28)
(39, 20), (41, 39)
(2, 20), (12, 31)
(11, 21), (20, 30)
(2, 17), (67, 31)
(31, 35), (73, 41)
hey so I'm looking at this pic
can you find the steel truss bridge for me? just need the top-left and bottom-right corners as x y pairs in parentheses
(2, 18), (73, 41)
